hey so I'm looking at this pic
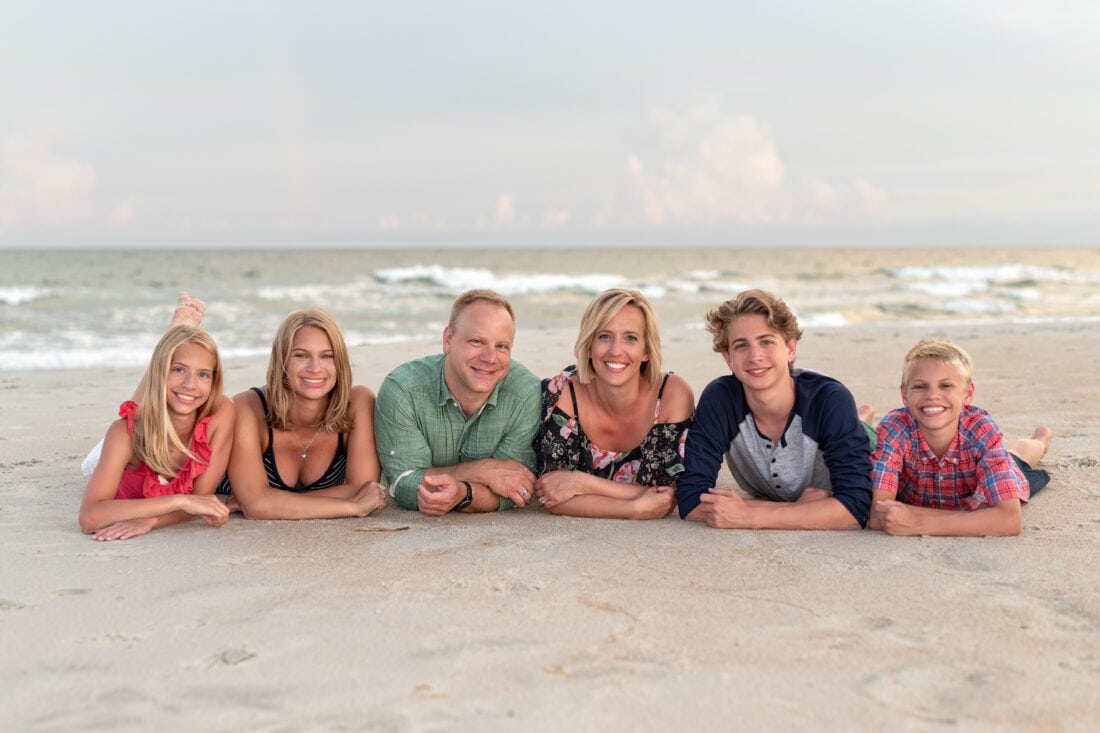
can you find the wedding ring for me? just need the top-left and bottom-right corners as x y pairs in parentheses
(520, 489), (529, 497)
(538, 497), (547, 505)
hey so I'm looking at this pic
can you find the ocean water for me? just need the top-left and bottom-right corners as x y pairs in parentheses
(2, 246), (1099, 372)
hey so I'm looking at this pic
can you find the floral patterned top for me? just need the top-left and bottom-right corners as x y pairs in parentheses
(535, 366), (692, 487)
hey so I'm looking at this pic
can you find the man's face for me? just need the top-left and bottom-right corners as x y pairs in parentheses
(442, 300), (515, 411)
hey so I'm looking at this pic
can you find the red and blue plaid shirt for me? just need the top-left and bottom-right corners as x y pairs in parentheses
(872, 405), (1028, 510)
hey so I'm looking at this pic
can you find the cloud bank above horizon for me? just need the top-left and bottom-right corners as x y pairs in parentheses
(1, 1), (1097, 249)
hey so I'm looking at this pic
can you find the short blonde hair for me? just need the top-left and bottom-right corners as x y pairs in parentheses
(266, 308), (354, 433)
(574, 288), (663, 387)
(134, 326), (223, 477)
(902, 338), (974, 386)
(448, 289), (515, 332)
(705, 289), (803, 359)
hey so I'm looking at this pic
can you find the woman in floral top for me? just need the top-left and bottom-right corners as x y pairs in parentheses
(534, 288), (694, 519)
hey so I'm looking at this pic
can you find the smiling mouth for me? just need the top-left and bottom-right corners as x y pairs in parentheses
(604, 361), (628, 370)
(173, 392), (199, 404)
(921, 406), (947, 415)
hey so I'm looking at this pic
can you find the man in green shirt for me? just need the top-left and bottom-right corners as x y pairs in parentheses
(375, 289), (541, 515)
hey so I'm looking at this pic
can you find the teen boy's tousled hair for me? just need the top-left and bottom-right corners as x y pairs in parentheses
(574, 288), (663, 387)
(902, 338), (975, 386)
(705, 289), (803, 356)
(448, 289), (515, 333)
(134, 325), (223, 478)
(265, 308), (354, 433)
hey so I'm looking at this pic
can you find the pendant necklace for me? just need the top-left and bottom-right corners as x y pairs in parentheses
(300, 423), (324, 462)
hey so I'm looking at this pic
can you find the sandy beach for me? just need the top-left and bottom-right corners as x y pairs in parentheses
(2, 320), (1097, 731)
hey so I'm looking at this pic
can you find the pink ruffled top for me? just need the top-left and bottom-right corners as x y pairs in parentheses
(114, 401), (212, 500)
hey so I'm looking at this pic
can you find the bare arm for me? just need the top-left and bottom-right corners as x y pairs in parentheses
(78, 420), (229, 537)
(688, 489), (861, 530)
(423, 458), (535, 509)
(543, 488), (674, 520)
(875, 497), (1022, 536)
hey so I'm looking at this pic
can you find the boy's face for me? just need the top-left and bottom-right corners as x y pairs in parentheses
(901, 358), (974, 436)
(721, 313), (796, 392)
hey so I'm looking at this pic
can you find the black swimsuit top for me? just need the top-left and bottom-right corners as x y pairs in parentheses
(217, 387), (347, 494)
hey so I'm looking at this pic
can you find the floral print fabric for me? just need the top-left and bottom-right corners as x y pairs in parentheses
(535, 366), (692, 487)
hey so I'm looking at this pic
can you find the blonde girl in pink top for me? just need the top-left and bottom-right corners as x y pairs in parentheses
(79, 297), (234, 540)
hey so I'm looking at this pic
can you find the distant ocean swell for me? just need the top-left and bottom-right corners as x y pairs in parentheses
(2, 248), (1098, 371)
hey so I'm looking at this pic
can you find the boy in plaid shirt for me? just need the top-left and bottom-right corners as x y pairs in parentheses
(867, 338), (1051, 536)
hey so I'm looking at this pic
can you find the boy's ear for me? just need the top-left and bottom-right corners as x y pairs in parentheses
(964, 381), (975, 406)
(899, 383), (909, 407)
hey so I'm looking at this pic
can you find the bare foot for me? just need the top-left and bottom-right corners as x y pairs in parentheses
(858, 404), (874, 425)
(169, 292), (206, 328)
(1008, 426), (1053, 468)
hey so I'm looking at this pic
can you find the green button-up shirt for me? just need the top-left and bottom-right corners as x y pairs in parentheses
(374, 353), (541, 510)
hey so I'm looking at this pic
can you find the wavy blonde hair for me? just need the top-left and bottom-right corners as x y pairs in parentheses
(133, 326), (223, 477)
(265, 308), (354, 433)
(574, 288), (663, 387)
(705, 289), (803, 367)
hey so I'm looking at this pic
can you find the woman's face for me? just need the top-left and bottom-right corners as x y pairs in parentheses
(589, 305), (649, 386)
(285, 326), (336, 399)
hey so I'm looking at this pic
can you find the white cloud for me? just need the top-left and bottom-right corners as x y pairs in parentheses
(494, 194), (515, 226)
(627, 105), (888, 228)
(992, 1), (1100, 35)
(0, 134), (96, 227)
(378, 214), (401, 231)
(627, 108), (785, 225)
(111, 204), (135, 225)
(542, 208), (571, 228)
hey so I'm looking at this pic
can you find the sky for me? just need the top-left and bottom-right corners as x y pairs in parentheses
(1, 1), (1098, 249)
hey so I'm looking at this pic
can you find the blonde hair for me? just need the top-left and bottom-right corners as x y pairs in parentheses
(574, 288), (663, 387)
(902, 338), (974, 386)
(448, 289), (515, 332)
(133, 326), (223, 477)
(705, 289), (803, 363)
(265, 308), (354, 433)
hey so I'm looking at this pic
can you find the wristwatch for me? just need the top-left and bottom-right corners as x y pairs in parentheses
(453, 481), (473, 512)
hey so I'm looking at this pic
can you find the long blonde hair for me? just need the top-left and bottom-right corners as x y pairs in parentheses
(133, 326), (223, 477)
(265, 308), (354, 433)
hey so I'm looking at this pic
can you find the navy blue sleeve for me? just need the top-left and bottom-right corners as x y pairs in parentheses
(812, 380), (873, 527)
(676, 378), (737, 518)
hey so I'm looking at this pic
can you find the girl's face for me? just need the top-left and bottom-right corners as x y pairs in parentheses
(285, 326), (337, 399)
(166, 342), (216, 417)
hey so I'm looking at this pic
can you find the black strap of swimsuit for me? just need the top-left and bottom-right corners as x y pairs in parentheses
(568, 379), (580, 421)
(251, 387), (276, 445)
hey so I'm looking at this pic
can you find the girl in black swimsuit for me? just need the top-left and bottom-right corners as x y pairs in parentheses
(222, 309), (387, 520)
